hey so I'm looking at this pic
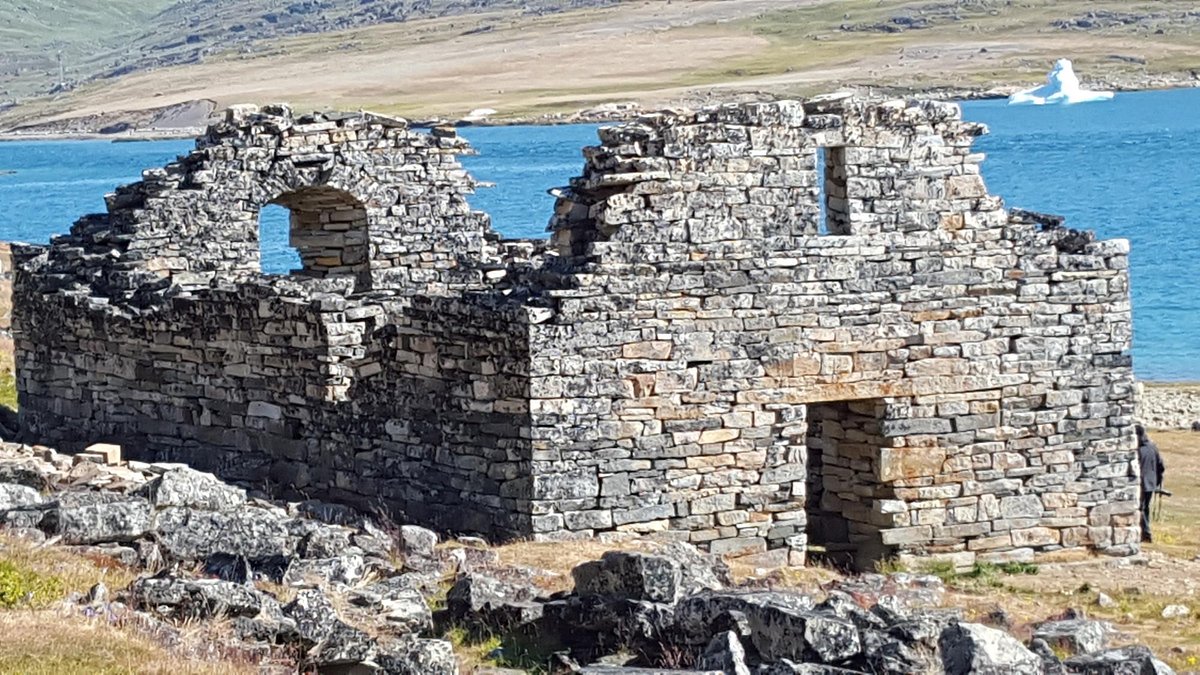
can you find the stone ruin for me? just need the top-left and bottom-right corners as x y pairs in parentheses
(11, 96), (1138, 570)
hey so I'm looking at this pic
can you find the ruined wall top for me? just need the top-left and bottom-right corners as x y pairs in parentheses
(548, 95), (997, 267)
(19, 104), (503, 303)
(18, 95), (1094, 312)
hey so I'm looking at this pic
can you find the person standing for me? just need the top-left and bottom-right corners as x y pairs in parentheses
(1136, 425), (1165, 543)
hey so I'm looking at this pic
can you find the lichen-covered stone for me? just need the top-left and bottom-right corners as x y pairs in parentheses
(940, 622), (1042, 675)
(135, 467), (246, 511)
(377, 636), (459, 675)
(53, 492), (152, 544)
(154, 506), (292, 561)
(1034, 619), (1111, 656)
(0, 482), (41, 511)
(129, 574), (267, 618)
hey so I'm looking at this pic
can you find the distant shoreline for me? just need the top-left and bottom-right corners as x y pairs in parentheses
(4, 81), (1199, 143)
(0, 129), (203, 143)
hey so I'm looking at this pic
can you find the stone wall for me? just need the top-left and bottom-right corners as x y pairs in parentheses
(14, 97), (1140, 569)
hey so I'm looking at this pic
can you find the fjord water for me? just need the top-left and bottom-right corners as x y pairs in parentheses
(0, 89), (1196, 380)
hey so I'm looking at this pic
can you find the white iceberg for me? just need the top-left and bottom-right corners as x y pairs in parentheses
(464, 107), (498, 120)
(1007, 59), (1114, 106)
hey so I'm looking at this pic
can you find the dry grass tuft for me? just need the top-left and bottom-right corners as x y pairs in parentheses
(0, 536), (139, 598)
(0, 535), (280, 673)
(0, 610), (262, 674)
(485, 538), (618, 593)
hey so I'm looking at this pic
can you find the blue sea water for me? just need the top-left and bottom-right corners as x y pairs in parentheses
(0, 89), (1196, 379)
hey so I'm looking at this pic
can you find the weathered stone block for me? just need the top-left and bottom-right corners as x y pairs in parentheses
(878, 447), (947, 482)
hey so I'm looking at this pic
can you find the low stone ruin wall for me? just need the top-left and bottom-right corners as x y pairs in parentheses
(15, 281), (535, 537)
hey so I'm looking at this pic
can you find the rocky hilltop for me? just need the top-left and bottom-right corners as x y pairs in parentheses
(0, 441), (1176, 674)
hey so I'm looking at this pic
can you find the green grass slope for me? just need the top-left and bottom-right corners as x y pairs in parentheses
(0, 0), (610, 101)
(0, 0), (167, 47)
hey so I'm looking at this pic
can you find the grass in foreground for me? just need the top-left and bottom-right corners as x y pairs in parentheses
(0, 536), (138, 602)
(0, 611), (261, 675)
(0, 372), (14, 412)
(0, 536), (264, 673)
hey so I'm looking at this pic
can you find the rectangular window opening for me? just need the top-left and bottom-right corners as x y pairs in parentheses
(816, 146), (851, 235)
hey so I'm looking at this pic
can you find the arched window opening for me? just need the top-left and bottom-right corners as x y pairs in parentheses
(257, 186), (371, 288)
(258, 204), (302, 275)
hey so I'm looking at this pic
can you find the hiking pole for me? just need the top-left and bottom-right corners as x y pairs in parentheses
(1154, 488), (1173, 522)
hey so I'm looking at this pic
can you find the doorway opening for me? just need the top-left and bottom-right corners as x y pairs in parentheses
(805, 399), (892, 570)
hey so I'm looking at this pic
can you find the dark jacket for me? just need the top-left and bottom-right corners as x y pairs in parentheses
(1139, 440), (1165, 492)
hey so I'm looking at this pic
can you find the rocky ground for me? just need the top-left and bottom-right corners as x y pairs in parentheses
(1140, 384), (1200, 432)
(0, 440), (1186, 674)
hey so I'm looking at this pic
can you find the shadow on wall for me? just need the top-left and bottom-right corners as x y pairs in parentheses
(0, 243), (15, 412)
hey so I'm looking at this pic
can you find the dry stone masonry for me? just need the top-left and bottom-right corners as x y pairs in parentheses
(12, 96), (1139, 570)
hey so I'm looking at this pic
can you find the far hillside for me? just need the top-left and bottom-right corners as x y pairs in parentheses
(0, 0), (609, 101)
(2, 0), (1199, 130)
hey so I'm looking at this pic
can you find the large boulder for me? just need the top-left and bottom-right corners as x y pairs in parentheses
(135, 467), (246, 511)
(1063, 645), (1175, 675)
(52, 492), (152, 544)
(939, 622), (1041, 675)
(1033, 619), (1111, 656)
(675, 591), (816, 643)
(154, 506), (292, 561)
(573, 551), (681, 604)
(376, 636), (458, 675)
(128, 574), (266, 618)
(447, 572), (543, 629)
(573, 544), (726, 605)
(748, 604), (862, 664)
